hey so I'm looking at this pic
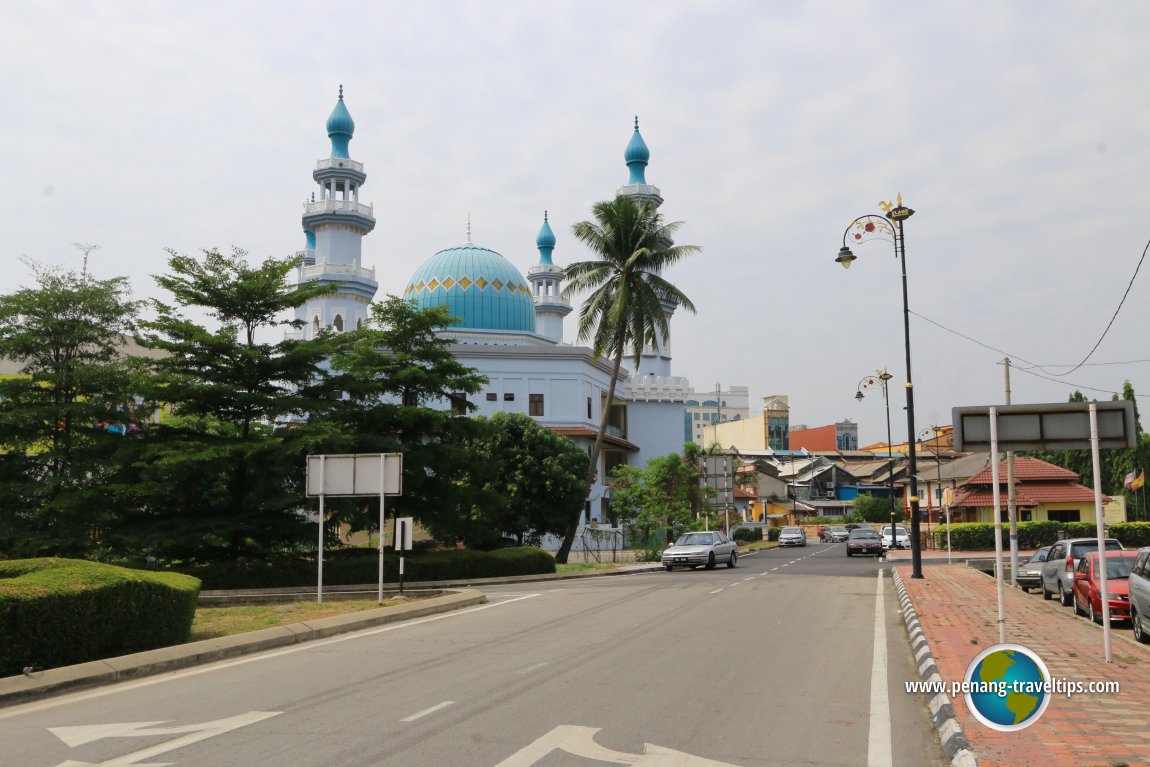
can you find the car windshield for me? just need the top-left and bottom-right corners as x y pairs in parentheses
(675, 533), (714, 546)
(1098, 558), (1135, 579)
(1025, 549), (1049, 564)
(851, 529), (879, 539)
(1071, 541), (1122, 558)
(781, 528), (800, 534)
(830, 527), (847, 533)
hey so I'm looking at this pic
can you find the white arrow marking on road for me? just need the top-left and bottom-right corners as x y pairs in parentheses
(50, 710), (281, 767)
(494, 724), (741, 766)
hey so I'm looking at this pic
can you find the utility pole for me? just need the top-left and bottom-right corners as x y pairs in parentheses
(1004, 358), (1019, 586)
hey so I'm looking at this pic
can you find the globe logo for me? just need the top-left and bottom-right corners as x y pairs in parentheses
(963, 643), (1052, 731)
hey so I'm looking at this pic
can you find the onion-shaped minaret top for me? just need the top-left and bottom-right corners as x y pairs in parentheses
(326, 85), (355, 159)
(536, 211), (556, 265)
(624, 116), (650, 185)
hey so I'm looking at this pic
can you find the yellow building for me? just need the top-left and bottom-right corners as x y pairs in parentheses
(949, 456), (1118, 524)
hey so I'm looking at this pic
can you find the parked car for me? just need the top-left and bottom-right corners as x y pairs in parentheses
(880, 525), (911, 550)
(823, 525), (850, 543)
(662, 531), (737, 571)
(1128, 546), (1150, 643)
(1015, 546), (1052, 592)
(1072, 550), (1139, 624)
(1041, 537), (1124, 606)
(846, 527), (883, 557)
(778, 526), (807, 547)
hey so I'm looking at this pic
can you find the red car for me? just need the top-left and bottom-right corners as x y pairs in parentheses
(1073, 550), (1139, 624)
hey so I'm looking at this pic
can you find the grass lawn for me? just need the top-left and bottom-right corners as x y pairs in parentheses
(190, 596), (427, 642)
(554, 563), (628, 573)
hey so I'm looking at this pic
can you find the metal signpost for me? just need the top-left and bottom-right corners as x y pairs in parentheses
(395, 516), (413, 594)
(306, 453), (403, 604)
(953, 401), (1136, 661)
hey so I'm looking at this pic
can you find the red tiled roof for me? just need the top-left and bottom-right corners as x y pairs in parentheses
(965, 456), (1080, 484)
(951, 481), (1108, 508)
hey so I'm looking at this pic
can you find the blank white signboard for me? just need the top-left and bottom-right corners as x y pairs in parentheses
(306, 453), (403, 497)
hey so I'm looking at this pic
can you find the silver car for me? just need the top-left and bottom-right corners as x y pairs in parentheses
(662, 531), (738, 571)
(778, 526), (807, 547)
(1129, 547), (1150, 644)
(1015, 545), (1052, 592)
(1041, 537), (1123, 606)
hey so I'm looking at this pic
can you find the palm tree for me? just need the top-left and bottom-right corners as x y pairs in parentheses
(554, 195), (700, 563)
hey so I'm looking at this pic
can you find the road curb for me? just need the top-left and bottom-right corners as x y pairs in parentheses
(891, 569), (979, 767)
(0, 589), (486, 708)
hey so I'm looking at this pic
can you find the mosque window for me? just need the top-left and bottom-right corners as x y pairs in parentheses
(587, 397), (593, 419)
(356, 318), (363, 330)
(486, 393), (497, 401)
(529, 394), (544, 416)
(333, 315), (344, 332)
(504, 393), (515, 401)
(312, 316), (320, 335)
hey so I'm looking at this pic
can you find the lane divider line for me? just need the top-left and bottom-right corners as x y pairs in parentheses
(401, 701), (454, 722)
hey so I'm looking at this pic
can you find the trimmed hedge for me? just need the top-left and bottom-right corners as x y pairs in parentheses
(731, 527), (761, 544)
(0, 558), (201, 677)
(931, 521), (1150, 551)
(163, 546), (557, 590)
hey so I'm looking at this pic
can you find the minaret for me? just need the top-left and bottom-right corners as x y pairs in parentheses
(296, 86), (378, 338)
(617, 118), (674, 378)
(527, 211), (571, 343)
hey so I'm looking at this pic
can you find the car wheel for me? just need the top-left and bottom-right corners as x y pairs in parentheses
(1073, 596), (1085, 616)
(1089, 601), (1099, 624)
(1133, 608), (1150, 644)
(727, 552), (737, 568)
(1042, 580), (1053, 600)
(705, 552), (716, 570)
(846, 550), (852, 557)
(665, 565), (674, 572)
(1059, 583), (1073, 606)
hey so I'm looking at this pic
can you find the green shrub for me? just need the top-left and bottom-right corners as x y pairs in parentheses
(732, 527), (761, 544)
(767, 527), (781, 541)
(156, 546), (557, 590)
(931, 521), (1150, 551)
(0, 558), (200, 676)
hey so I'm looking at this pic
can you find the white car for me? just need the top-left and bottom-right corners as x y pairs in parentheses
(880, 525), (910, 550)
(778, 526), (807, 547)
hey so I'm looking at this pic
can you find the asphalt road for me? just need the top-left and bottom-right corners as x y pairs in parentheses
(0, 543), (944, 767)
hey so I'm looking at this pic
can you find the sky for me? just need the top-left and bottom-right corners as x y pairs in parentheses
(4, 1), (1149, 447)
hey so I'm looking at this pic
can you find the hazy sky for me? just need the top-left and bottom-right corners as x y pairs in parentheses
(5, 1), (1149, 446)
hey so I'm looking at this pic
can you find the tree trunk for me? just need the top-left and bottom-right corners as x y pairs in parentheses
(555, 351), (625, 564)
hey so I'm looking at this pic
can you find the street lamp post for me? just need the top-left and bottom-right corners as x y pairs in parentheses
(836, 194), (924, 579)
(857, 371), (896, 552)
(919, 426), (946, 551)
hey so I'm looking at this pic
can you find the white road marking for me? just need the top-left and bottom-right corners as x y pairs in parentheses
(729, 582), (740, 588)
(868, 570), (893, 767)
(400, 700), (454, 722)
(771, 567), (779, 571)
(494, 724), (740, 766)
(709, 588), (725, 594)
(515, 662), (550, 675)
(743, 576), (754, 581)
(759, 572), (769, 576)
(50, 710), (281, 767)
(0, 594), (542, 719)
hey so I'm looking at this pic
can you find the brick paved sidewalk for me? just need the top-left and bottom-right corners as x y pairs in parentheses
(899, 564), (1150, 767)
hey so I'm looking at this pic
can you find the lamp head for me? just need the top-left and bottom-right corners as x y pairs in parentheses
(855, 390), (864, 402)
(836, 246), (856, 269)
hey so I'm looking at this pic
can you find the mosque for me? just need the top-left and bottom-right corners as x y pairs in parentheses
(292, 88), (704, 535)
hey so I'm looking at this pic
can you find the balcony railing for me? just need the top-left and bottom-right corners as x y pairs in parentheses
(532, 294), (571, 307)
(299, 263), (376, 282)
(315, 157), (364, 173)
(303, 199), (374, 217)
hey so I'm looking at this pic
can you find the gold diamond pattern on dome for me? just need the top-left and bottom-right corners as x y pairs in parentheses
(458, 276), (472, 289)
(442, 277), (455, 290)
(491, 278), (504, 291)
(475, 277), (488, 289)
(427, 279), (440, 291)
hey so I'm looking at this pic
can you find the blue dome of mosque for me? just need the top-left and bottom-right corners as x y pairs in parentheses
(326, 86), (355, 159)
(403, 244), (536, 332)
(624, 117), (650, 165)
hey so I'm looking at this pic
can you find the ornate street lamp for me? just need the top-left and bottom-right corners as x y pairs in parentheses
(857, 370), (897, 551)
(837, 194), (924, 578)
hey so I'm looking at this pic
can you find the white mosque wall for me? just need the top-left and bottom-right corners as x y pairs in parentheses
(314, 226), (365, 265)
(626, 400), (688, 468)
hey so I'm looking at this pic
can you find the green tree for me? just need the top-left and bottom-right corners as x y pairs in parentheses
(0, 262), (141, 557)
(328, 295), (492, 544)
(852, 494), (903, 525)
(119, 247), (340, 561)
(465, 412), (588, 547)
(612, 449), (707, 559)
(556, 196), (700, 562)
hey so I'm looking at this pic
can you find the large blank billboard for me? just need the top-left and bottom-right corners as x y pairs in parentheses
(952, 401), (1136, 452)
(306, 453), (403, 497)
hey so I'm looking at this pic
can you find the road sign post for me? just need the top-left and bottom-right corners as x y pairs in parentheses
(307, 453), (403, 604)
(395, 516), (413, 594)
(953, 401), (1136, 661)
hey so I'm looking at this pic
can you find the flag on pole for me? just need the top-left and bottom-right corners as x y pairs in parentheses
(1124, 470), (1137, 488)
(1132, 470), (1146, 492)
